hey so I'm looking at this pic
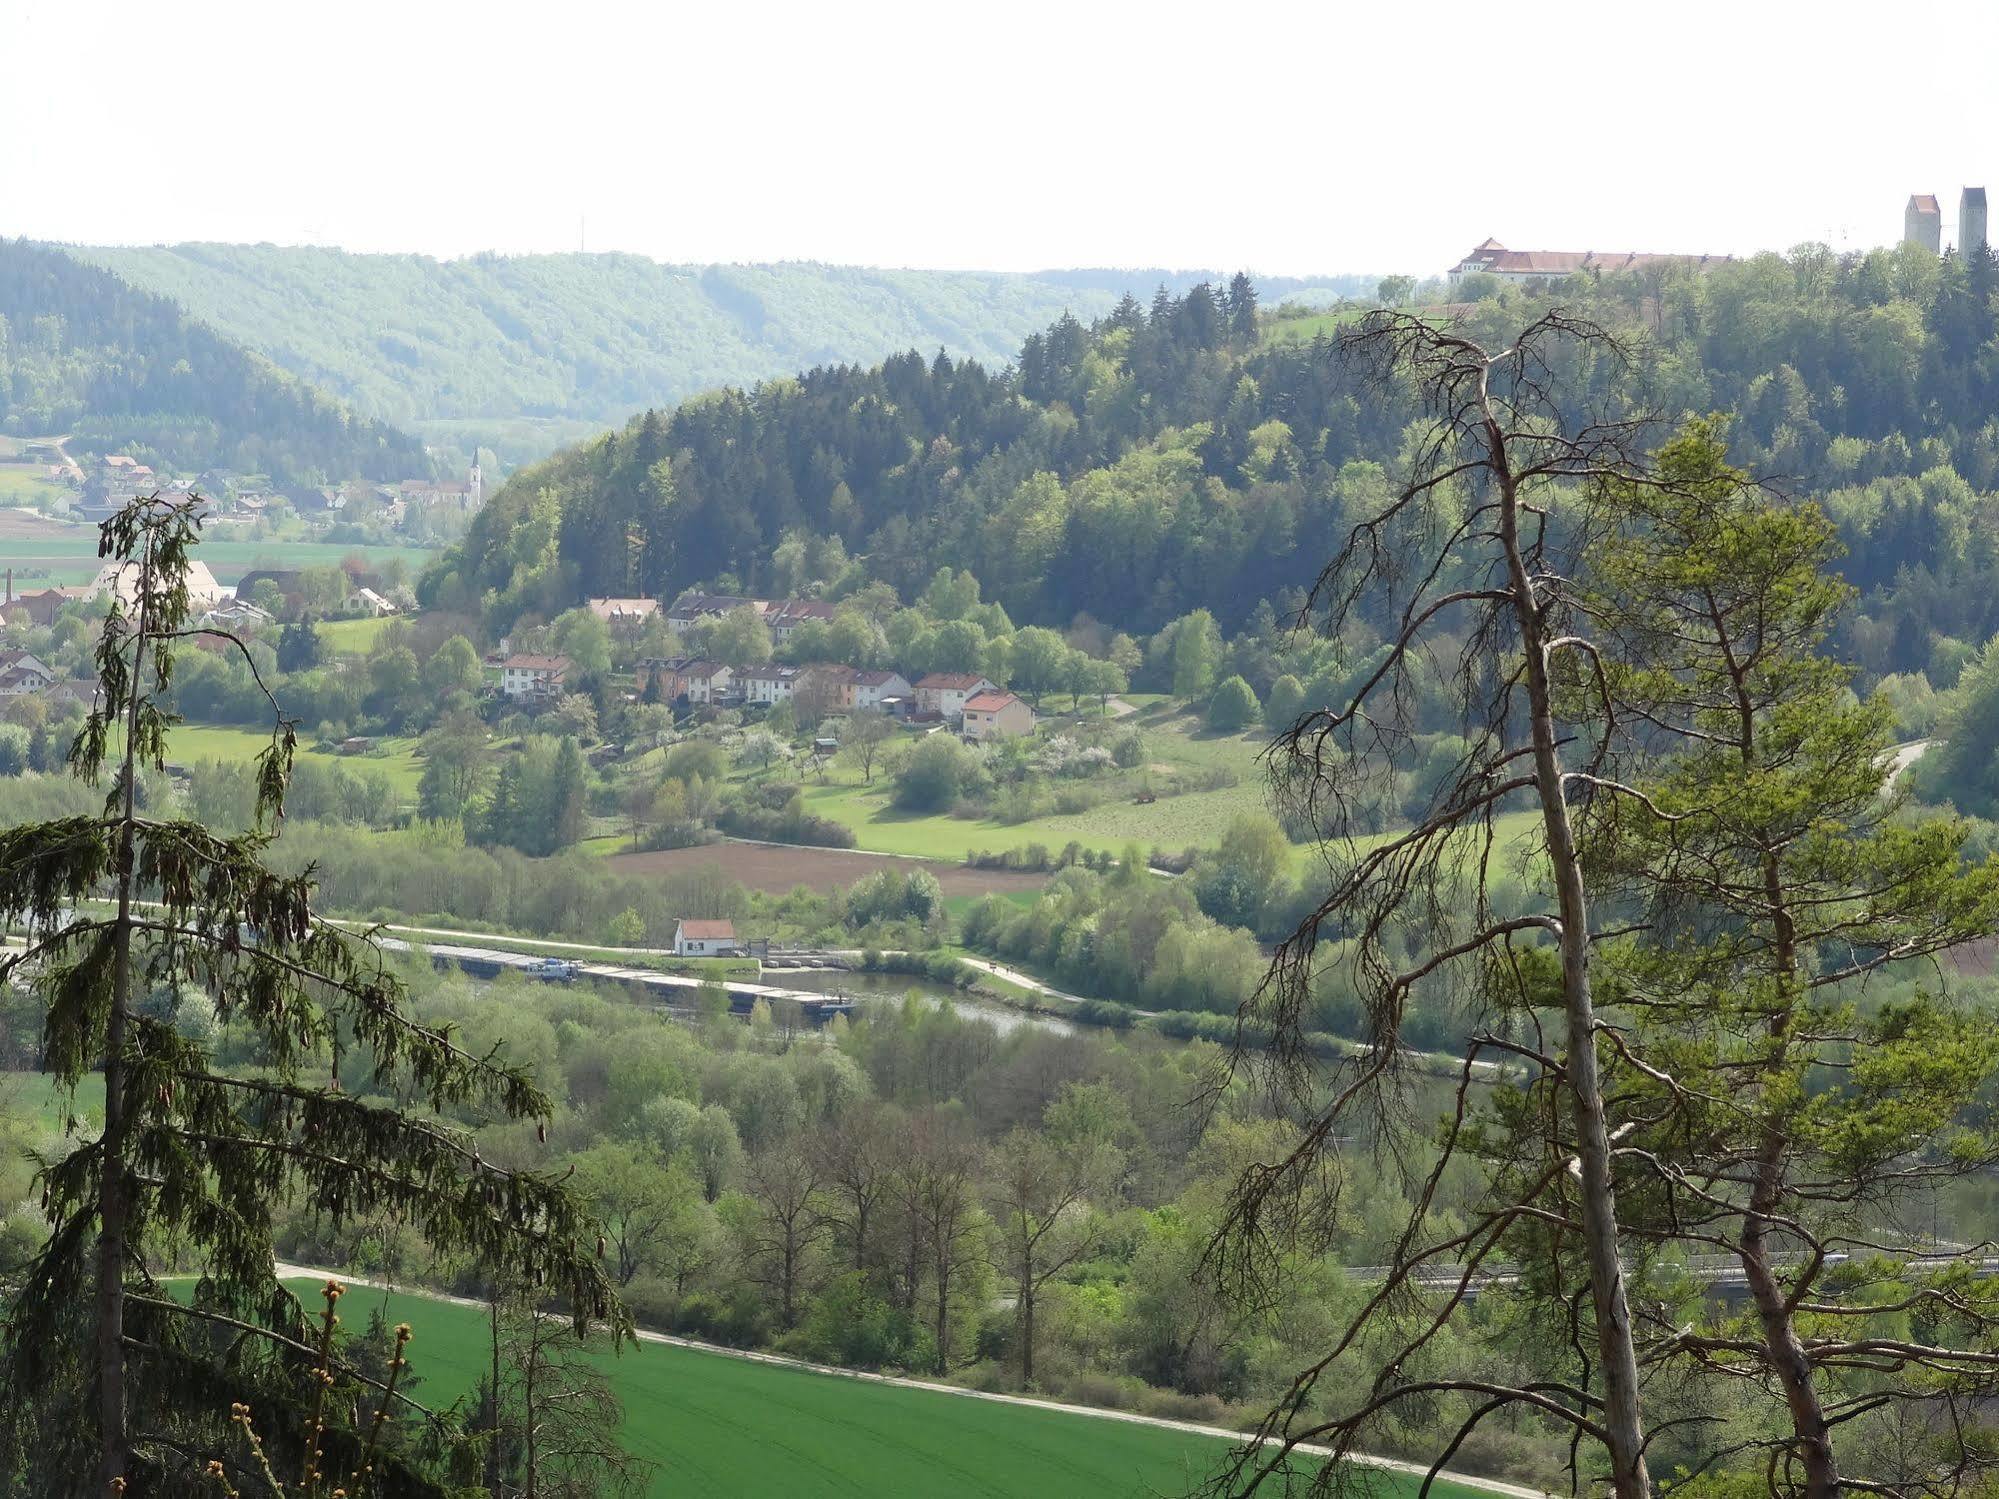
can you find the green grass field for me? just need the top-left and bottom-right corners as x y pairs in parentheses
(0, 536), (436, 587)
(284, 1279), (1492, 1499)
(0, 1071), (102, 1135)
(788, 710), (1283, 863)
(0, 464), (66, 506)
(315, 615), (398, 654)
(166, 724), (426, 796)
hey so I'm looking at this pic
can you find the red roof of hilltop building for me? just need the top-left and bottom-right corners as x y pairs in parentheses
(1450, 238), (1732, 278)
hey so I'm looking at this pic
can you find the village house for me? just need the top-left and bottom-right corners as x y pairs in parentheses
(198, 598), (273, 630)
(678, 659), (735, 706)
(673, 918), (741, 957)
(2, 571), (90, 627)
(90, 559), (226, 610)
(914, 671), (999, 722)
(961, 690), (1036, 742)
(636, 655), (732, 703)
(0, 650), (56, 697)
(761, 598), (837, 644)
(849, 668), (912, 711)
(665, 592), (757, 635)
(341, 587), (398, 618)
(42, 680), (96, 713)
(736, 663), (805, 706)
(797, 662), (858, 709)
(587, 597), (661, 634)
(499, 653), (570, 704)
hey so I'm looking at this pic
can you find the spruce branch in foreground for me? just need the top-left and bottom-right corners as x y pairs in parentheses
(0, 492), (625, 1496)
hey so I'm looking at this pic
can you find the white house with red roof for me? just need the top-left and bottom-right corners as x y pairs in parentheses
(673, 918), (741, 956)
(499, 653), (570, 703)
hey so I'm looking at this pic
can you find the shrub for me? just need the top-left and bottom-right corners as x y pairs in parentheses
(892, 735), (980, 812)
(1206, 674), (1260, 732)
(1264, 672), (1306, 731)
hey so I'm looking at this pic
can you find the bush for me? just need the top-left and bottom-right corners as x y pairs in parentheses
(892, 734), (981, 812)
(1206, 675), (1260, 732)
(1110, 730), (1146, 768)
(1264, 673), (1306, 731)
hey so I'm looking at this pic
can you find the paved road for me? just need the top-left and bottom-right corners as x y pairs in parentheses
(1885, 738), (1935, 784)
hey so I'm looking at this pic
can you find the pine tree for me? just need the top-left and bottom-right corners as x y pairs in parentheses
(1580, 423), (1999, 1496)
(0, 496), (623, 1493)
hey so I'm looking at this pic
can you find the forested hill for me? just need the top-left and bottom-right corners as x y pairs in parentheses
(0, 239), (426, 483)
(430, 247), (1999, 693)
(60, 242), (1370, 462)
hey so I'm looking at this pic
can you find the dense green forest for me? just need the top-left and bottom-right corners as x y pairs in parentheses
(62, 243), (1370, 462)
(432, 247), (1999, 693)
(0, 239), (427, 483)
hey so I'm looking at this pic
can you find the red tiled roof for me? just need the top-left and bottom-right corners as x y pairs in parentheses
(964, 691), (1021, 713)
(1454, 240), (1730, 277)
(502, 654), (569, 672)
(678, 919), (736, 940)
(917, 672), (991, 690)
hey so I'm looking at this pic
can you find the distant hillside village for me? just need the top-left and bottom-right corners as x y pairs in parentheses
(13, 445), (483, 543)
(496, 590), (1038, 744)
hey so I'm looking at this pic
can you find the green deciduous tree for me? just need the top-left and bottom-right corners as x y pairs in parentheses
(1206, 674), (1259, 732)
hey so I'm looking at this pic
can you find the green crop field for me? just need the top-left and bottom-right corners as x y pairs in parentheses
(279, 1279), (1494, 1499)
(166, 724), (426, 796)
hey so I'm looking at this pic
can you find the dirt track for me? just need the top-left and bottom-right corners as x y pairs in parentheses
(606, 841), (1047, 898)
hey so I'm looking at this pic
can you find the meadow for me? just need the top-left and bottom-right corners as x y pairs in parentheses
(282, 1279), (1499, 1499)
(164, 724), (426, 797)
(787, 707), (1281, 863)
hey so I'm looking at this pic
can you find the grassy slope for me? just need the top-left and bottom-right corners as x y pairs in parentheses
(787, 710), (1278, 862)
(166, 725), (425, 796)
(289, 1280), (1488, 1499)
(315, 615), (398, 655)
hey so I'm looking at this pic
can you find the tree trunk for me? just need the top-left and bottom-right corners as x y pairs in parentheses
(933, 1245), (951, 1367)
(522, 1315), (539, 1499)
(1747, 843), (1837, 1497)
(1491, 415), (1650, 1498)
(487, 1288), (503, 1496)
(97, 541), (155, 1493)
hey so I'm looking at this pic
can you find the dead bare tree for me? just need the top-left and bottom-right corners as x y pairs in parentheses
(1210, 311), (1661, 1498)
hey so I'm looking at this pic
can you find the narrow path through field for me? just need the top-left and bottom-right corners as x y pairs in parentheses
(271, 1261), (1547, 1499)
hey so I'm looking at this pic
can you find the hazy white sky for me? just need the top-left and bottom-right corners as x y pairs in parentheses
(4, 0), (1995, 277)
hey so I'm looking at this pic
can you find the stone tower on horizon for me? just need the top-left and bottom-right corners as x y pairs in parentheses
(1962, 187), (1989, 257)
(1906, 194), (1942, 252)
